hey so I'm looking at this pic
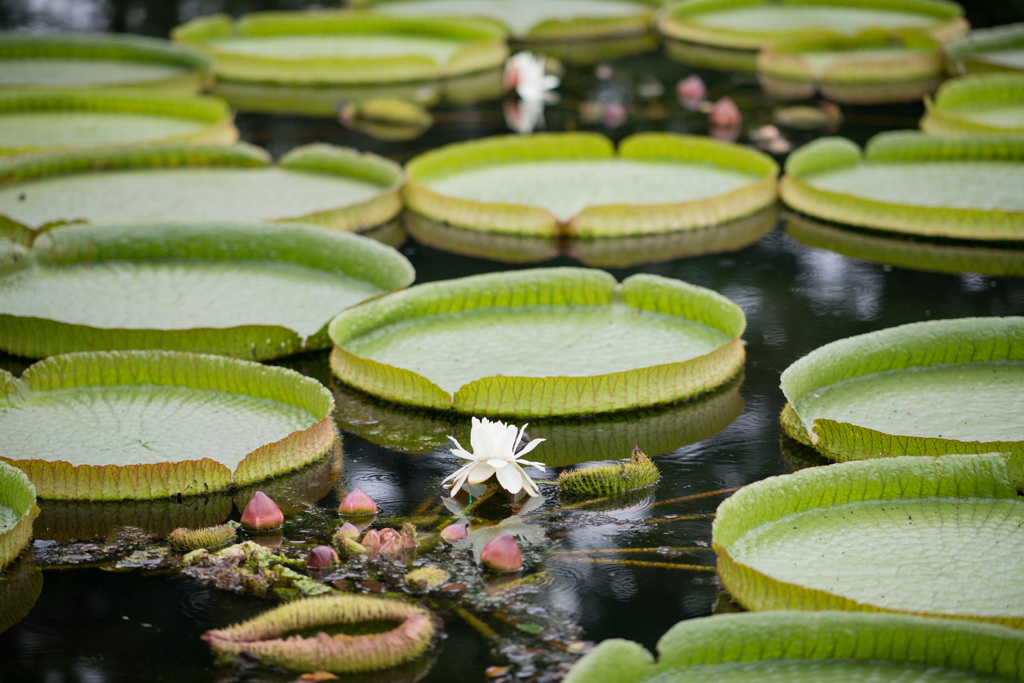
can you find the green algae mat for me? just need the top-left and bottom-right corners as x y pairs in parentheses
(780, 132), (1024, 241)
(0, 32), (212, 94)
(0, 143), (403, 234)
(780, 317), (1024, 470)
(172, 11), (507, 85)
(757, 30), (944, 104)
(921, 73), (1024, 135)
(0, 221), (414, 360)
(329, 267), (745, 418)
(0, 351), (337, 500)
(0, 90), (236, 157)
(0, 462), (37, 571)
(712, 454), (1024, 628)
(404, 132), (778, 238)
(564, 611), (1024, 682)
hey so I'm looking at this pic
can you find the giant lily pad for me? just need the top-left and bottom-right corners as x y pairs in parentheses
(921, 73), (1024, 135)
(172, 11), (507, 86)
(658, 0), (966, 72)
(946, 22), (1024, 75)
(0, 461), (37, 570)
(329, 268), (745, 417)
(757, 30), (944, 104)
(0, 32), (212, 94)
(0, 350), (337, 500)
(0, 143), (404, 235)
(0, 558), (42, 636)
(780, 132), (1024, 241)
(785, 212), (1024, 277)
(713, 454), (1024, 627)
(779, 317), (1024, 476)
(352, 0), (661, 64)
(564, 610), (1024, 682)
(404, 132), (778, 238)
(0, 90), (237, 157)
(0, 221), (414, 360)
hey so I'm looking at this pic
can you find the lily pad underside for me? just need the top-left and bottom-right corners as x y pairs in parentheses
(657, 0), (967, 52)
(946, 23), (1024, 75)
(779, 316), (1024, 481)
(564, 610), (1024, 683)
(780, 132), (1024, 240)
(0, 32), (212, 94)
(352, 0), (659, 43)
(785, 212), (1024, 277)
(0, 350), (337, 500)
(0, 461), (38, 571)
(921, 73), (1024, 135)
(0, 142), (403, 234)
(172, 11), (507, 85)
(0, 221), (414, 360)
(404, 132), (778, 238)
(713, 454), (1024, 628)
(329, 267), (745, 418)
(757, 30), (944, 105)
(0, 90), (238, 157)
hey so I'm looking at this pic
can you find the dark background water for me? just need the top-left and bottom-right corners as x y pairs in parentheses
(1, 1), (1023, 681)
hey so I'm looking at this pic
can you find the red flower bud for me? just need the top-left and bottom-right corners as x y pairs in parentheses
(480, 533), (523, 572)
(338, 488), (378, 515)
(677, 75), (706, 109)
(306, 545), (339, 569)
(709, 96), (742, 128)
(239, 491), (283, 531)
(362, 529), (381, 559)
(440, 523), (468, 543)
(336, 522), (361, 540)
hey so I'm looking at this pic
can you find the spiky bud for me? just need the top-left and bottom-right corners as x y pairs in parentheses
(240, 491), (284, 531)
(306, 545), (339, 569)
(558, 446), (660, 497)
(480, 533), (523, 572)
(168, 524), (236, 553)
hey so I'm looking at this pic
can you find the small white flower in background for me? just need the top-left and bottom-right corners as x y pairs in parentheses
(443, 417), (546, 497)
(503, 51), (560, 103)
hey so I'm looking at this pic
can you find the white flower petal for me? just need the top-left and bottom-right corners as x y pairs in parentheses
(515, 436), (546, 458)
(467, 462), (496, 485)
(496, 463), (525, 494)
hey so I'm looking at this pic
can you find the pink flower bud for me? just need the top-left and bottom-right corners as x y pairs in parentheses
(480, 533), (523, 572)
(336, 522), (361, 540)
(306, 545), (339, 569)
(677, 75), (706, 109)
(709, 96), (742, 128)
(239, 491), (283, 531)
(440, 523), (468, 543)
(379, 535), (402, 560)
(362, 529), (381, 559)
(338, 488), (377, 516)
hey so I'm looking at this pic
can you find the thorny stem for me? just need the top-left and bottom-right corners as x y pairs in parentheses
(643, 514), (715, 524)
(554, 557), (715, 571)
(450, 603), (499, 640)
(650, 487), (740, 508)
(550, 546), (712, 555)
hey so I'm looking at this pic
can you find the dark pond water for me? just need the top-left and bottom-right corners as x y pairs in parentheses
(1, 1), (1024, 682)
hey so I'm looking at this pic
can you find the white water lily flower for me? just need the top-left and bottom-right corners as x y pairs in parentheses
(442, 417), (546, 497)
(503, 51), (560, 103)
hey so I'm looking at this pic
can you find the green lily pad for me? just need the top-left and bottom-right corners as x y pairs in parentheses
(780, 132), (1024, 241)
(713, 454), (1024, 627)
(779, 317), (1024, 479)
(921, 73), (1024, 135)
(0, 350), (337, 500)
(332, 373), (743, 461)
(0, 32), (212, 94)
(947, 23), (1024, 75)
(329, 268), (745, 417)
(0, 90), (237, 157)
(757, 29), (944, 104)
(658, 0), (967, 52)
(0, 461), (37, 571)
(405, 205), (777, 267)
(564, 610), (1024, 683)
(0, 142), (404, 235)
(0, 221), (414, 360)
(0, 558), (42, 636)
(352, 0), (660, 63)
(404, 132), (778, 238)
(785, 211), (1024, 277)
(172, 11), (507, 86)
